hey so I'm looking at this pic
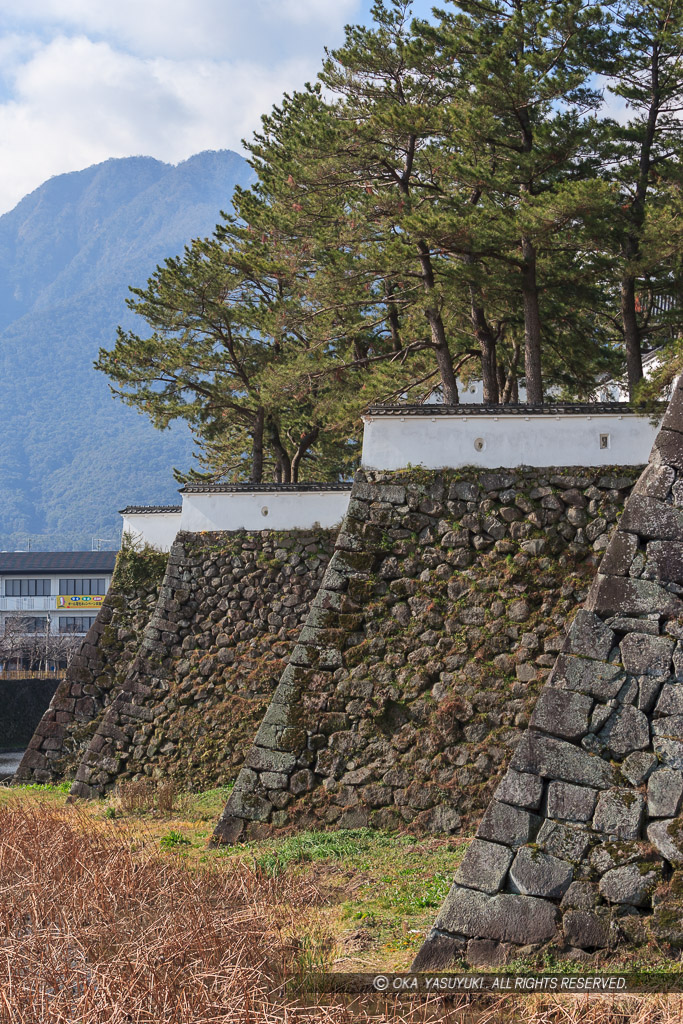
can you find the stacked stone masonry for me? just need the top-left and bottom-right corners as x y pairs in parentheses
(413, 380), (683, 968)
(213, 464), (642, 844)
(16, 546), (166, 783)
(70, 530), (335, 796)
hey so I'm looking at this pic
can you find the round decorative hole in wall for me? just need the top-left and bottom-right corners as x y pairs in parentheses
(261, 506), (269, 516)
(474, 437), (486, 452)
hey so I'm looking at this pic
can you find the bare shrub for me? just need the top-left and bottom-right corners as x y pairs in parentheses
(155, 780), (178, 815)
(114, 778), (155, 813)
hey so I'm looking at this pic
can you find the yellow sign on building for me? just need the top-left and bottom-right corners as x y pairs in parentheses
(56, 595), (104, 610)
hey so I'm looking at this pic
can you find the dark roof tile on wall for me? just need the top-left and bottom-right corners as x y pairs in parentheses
(179, 482), (353, 494)
(0, 552), (117, 574)
(119, 505), (182, 514)
(364, 402), (665, 417)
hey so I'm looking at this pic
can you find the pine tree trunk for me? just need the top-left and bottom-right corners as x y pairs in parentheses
(496, 362), (506, 402)
(251, 407), (264, 483)
(621, 274), (643, 398)
(386, 283), (403, 352)
(468, 282), (499, 404)
(520, 235), (543, 404)
(417, 241), (459, 403)
(291, 427), (319, 483)
(619, 38), (660, 399)
(266, 416), (292, 483)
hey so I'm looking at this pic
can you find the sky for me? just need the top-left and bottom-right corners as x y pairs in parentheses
(0, 0), (437, 216)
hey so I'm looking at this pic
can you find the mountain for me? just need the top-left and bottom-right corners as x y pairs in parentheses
(0, 150), (254, 550)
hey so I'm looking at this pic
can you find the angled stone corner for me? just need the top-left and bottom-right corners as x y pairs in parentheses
(413, 382), (683, 969)
(69, 529), (335, 798)
(15, 550), (164, 784)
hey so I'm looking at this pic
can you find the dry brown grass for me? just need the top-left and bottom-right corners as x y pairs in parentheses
(0, 798), (682, 1023)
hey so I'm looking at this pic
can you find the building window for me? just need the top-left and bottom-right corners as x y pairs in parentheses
(59, 616), (96, 634)
(4, 579), (51, 597)
(59, 579), (106, 596)
(5, 615), (47, 633)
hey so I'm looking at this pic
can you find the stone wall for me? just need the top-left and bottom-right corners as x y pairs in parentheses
(213, 465), (642, 844)
(70, 529), (335, 797)
(15, 545), (166, 783)
(413, 381), (683, 966)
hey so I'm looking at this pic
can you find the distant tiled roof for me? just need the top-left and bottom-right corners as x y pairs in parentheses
(119, 505), (182, 514)
(364, 402), (664, 417)
(0, 552), (118, 574)
(179, 482), (353, 493)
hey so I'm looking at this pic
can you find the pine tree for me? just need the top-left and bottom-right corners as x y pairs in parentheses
(602, 0), (683, 397)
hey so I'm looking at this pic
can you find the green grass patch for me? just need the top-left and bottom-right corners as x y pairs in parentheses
(159, 830), (192, 850)
(245, 827), (402, 877)
(11, 780), (72, 794)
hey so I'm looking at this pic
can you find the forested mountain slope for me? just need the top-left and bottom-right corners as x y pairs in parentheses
(0, 150), (253, 549)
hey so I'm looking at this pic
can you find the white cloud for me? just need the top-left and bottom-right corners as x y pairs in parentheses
(0, 2), (366, 213)
(0, 0), (361, 60)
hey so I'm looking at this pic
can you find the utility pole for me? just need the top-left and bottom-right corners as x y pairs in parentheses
(45, 612), (51, 674)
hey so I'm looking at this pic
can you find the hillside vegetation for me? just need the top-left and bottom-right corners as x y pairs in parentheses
(0, 149), (253, 550)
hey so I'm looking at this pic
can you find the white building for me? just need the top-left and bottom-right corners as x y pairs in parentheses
(119, 505), (182, 553)
(361, 402), (663, 471)
(178, 483), (352, 533)
(0, 551), (117, 637)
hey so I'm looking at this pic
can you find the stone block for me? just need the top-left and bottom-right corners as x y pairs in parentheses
(655, 684), (683, 717)
(547, 781), (597, 822)
(530, 687), (593, 741)
(434, 886), (558, 944)
(560, 881), (601, 911)
(228, 790), (272, 822)
(653, 715), (683, 742)
(466, 939), (510, 967)
(480, 472), (516, 491)
(608, 617), (660, 636)
(647, 819), (683, 864)
(564, 610), (616, 659)
(511, 730), (617, 790)
(585, 574), (682, 618)
(653, 736), (683, 769)
(661, 393), (683, 436)
(600, 531), (638, 577)
(632, 461), (676, 499)
(599, 704), (650, 758)
(455, 839), (513, 894)
(410, 933), (464, 971)
(646, 541), (683, 584)
(536, 820), (591, 862)
(476, 800), (541, 849)
(620, 633), (674, 677)
(562, 911), (609, 949)
(638, 677), (663, 713)
(494, 769), (543, 811)
(245, 747), (297, 773)
(551, 654), (624, 701)
(647, 769), (683, 818)
(598, 862), (661, 907)
(449, 480), (479, 501)
(593, 789), (644, 840)
(509, 847), (573, 899)
(260, 771), (288, 790)
(621, 750), (658, 786)
(117, 702), (154, 722)
(290, 769), (315, 795)
(619, 495), (683, 541)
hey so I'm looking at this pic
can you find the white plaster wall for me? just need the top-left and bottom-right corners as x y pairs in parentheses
(361, 412), (661, 471)
(121, 513), (181, 552)
(179, 490), (350, 533)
